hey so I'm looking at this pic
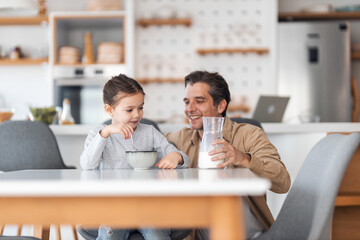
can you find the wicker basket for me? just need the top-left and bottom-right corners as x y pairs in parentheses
(97, 42), (123, 64)
(59, 46), (80, 64)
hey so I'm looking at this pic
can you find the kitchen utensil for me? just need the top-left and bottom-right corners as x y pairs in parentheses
(126, 151), (157, 170)
(130, 134), (138, 151)
(59, 98), (75, 125)
(97, 42), (122, 63)
(198, 117), (225, 168)
(82, 32), (94, 64)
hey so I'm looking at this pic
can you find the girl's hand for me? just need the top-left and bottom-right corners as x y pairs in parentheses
(155, 152), (183, 169)
(100, 123), (134, 139)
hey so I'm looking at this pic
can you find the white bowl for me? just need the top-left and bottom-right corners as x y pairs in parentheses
(126, 151), (157, 170)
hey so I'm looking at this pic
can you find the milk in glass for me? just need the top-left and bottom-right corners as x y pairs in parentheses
(198, 117), (225, 168)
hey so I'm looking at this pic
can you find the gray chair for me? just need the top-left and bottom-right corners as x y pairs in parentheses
(0, 120), (75, 172)
(254, 133), (360, 240)
(0, 121), (75, 239)
(77, 226), (191, 240)
(230, 117), (263, 129)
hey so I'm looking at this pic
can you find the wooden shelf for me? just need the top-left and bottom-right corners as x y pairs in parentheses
(54, 61), (125, 66)
(196, 48), (269, 56)
(0, 16), (48, 25)
(227, 104), (250, 113)
(137, 78), (184, 84)
(137, 18), (192, 27)
(0, 58), (48, 65)
(279, 12), (360, 21)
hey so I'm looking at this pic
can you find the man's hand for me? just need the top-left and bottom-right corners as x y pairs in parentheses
(208, 139), (250, 168)
(155, 152), (183, 169)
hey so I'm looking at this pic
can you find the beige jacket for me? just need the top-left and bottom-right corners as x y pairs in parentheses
(166, 117), (291, 229)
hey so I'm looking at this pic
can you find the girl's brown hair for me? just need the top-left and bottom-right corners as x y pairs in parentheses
(103, 74), (145, 107)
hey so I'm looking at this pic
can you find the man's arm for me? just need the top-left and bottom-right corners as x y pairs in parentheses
(210, 125), (291, 193)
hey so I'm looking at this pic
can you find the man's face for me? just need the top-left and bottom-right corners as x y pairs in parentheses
(183, 82), (223, 130)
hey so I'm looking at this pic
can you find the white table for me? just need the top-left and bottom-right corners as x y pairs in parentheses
(0, 169), (270, 240)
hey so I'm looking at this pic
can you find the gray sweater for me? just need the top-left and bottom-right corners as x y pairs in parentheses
(80, 123), (189, 169)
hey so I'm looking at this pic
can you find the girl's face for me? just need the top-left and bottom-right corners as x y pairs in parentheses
(105, 92), (144, 129)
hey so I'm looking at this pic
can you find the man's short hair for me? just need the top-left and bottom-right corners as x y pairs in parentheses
(184, 71), (231, 117)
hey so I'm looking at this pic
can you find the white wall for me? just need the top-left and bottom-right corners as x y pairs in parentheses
(1, 0), (278, 122)
(0, 25), (50, 119)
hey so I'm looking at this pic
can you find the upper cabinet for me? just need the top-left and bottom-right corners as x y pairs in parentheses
(51, 11), (126, 66)
(49, 0), (135, 87)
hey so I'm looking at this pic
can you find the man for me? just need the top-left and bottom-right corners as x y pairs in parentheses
(166, 70), (291, 239)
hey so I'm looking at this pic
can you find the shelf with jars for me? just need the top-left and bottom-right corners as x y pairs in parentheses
(0, 14), (49, 66)
(50, 4), (135, 124)
(51, 12), (126, 66)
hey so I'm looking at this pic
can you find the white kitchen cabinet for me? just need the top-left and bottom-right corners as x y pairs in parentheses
(49, 0), (134, 124)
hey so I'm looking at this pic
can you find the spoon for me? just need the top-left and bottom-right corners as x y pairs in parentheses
(130, 134), (138, 151)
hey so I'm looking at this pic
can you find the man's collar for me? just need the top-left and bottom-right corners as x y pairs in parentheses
(222, 116), (233, 142)
(190, 129), (200, 145)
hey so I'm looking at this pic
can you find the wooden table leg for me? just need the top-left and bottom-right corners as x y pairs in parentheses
(72, 225), (79, 240)
(210, 196), (244, 240)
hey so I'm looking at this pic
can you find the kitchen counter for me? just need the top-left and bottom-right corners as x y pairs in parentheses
(50, 122), (360, 135)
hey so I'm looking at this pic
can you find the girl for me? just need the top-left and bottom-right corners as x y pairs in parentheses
(80, 74), (189, 240)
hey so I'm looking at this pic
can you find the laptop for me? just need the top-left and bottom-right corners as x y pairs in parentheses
(252, 95), (290, 123)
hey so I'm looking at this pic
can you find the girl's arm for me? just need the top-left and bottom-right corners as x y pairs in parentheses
(152, 127), (189, 168)
(80, 126), (107, 169)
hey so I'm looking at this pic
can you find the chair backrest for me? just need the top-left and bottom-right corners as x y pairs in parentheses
(230, 117), (263, 129)
(103, 118), (161, 132)
(260, 133), (360, 240)
(0, 121), (74, 172)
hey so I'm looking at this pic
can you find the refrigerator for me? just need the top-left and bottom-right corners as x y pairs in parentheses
(278, 22), (352, 123)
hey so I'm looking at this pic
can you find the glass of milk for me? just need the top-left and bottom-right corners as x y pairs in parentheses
(198, 117), (225, 168)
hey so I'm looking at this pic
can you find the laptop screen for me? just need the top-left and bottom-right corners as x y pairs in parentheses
(252, 96), (290, 123)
